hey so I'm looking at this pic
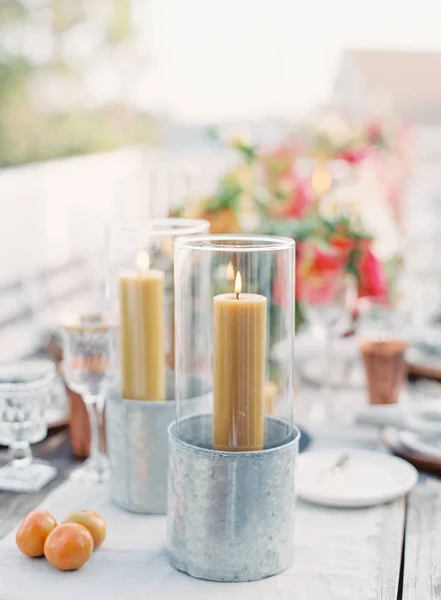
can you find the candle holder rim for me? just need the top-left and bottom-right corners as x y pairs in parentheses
(174, 234), (295, 253)
(169, 415), (301, 456)
(120, 397), (177, 407)
(107, 218), (210, 237)
(59, 311), (114, 329)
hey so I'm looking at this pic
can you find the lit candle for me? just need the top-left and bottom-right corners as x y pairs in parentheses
(119, 251), (165, 401)
(213, 269), (267, 451)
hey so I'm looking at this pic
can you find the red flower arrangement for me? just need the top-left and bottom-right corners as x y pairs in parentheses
(268, 173), (313, 220)
(357, 247), (388, 300)
(296, 223), (387, 306)
(271, 215), (388, 331)
(172, 117), (407, 326)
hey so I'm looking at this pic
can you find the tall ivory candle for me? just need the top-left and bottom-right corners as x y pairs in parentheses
(119, 251), (165, 401)
(213, 271), (267, 451)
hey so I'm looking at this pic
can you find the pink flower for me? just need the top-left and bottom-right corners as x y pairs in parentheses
(297, 243), (346, 306)
(261, 145), (296, 188)
(272, 174), (313, 219)
(366, 121), (384, 145)
(328, 233), (357, 258)
(271, 145), (296, 176)
(299, 274), (345, 307)
(338, 146), (369, 165)
(357, 249), (387, 300)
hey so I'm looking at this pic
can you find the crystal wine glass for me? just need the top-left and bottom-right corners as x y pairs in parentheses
(60, 312), (112, 482)
(0, 361), (56, 492)
(394, 269), (441, 335)
(300, 268), (355, 423)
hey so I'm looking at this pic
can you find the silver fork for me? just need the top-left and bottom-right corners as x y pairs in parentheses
(321, 452), (351, 491)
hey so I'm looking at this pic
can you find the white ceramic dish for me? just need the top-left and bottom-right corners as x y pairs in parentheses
(404, 399), (441, 435)
(297, 449), (418, 508)
(399, 430), (441, 460)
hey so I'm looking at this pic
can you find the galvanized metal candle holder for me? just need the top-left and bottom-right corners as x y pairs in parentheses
(106, 219), (209, 514)
(106, 373), (211, 513)
(169, 234), (299, 581)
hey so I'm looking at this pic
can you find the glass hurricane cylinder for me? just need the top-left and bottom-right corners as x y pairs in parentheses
(105, 218), (209, 514)
(174, 234), (296, 449)
(169, 234), (299, 582)
(107, 219), (209, 400)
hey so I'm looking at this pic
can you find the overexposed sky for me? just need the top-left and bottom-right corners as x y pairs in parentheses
(132, 0), (441, 123)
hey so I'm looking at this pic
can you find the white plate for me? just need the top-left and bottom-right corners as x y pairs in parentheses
(297, 449), (418, 508)
(399, 430), (441, 459)
(405, 399), (441, 434)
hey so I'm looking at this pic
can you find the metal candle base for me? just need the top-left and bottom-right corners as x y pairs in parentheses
(167, 414), (300, 581)
(106, 374), (211, 514)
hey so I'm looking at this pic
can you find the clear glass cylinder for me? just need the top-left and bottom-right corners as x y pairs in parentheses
(107, 218), (209, 400)
(174, 234), (296, 451)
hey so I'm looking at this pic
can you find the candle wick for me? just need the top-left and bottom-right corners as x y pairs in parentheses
(236, 292), (240, 300)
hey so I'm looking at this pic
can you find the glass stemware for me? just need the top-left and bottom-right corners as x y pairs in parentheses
(0, 361), (56, 492)
(60, 312), (112, 482)
(393, 269), (441, 335)
(300, 269), (355, 423)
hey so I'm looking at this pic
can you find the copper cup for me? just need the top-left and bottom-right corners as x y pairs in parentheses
(360, 340), (408, 405)
(65, 385), (107, 459)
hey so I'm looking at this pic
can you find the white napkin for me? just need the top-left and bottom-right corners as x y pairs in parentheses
(0, 476), (396, 600)
(356, 405), (410, 430)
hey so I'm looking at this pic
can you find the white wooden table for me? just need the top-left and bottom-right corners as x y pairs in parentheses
(0, 421), (439, 600)
(308, 424), (441, 600)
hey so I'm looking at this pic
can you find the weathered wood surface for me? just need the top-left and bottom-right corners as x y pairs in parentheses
(285, 422), (406, 599)
(0, 429), (77, 540)
(4, 422), (441, 599)
(0, 477), (406, 600)
(291, 497), (404, 600)
(402, 483), (441, 600)
(377, 499), (406, 600)
(0, 426), (407, 600)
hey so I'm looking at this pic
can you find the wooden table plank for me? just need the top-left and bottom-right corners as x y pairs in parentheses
(296, 421), (407, 599)
(291, 497), (405, 600)
(0, 420), (408, 599)
(402, 482), (441, 600)
(0, 429), (77, 539)
(0, 478), (406, 600)
(376, 499), (406, 600)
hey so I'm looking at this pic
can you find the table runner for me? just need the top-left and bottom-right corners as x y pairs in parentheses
(0, 472), (403, 600)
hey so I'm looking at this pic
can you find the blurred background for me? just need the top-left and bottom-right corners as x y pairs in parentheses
(1, 0), (441, 368)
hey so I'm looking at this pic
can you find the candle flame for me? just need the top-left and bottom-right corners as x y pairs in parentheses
(234, 271), (242, 296)
(136, 250), (150, 273)
(226, 261), (235, 281)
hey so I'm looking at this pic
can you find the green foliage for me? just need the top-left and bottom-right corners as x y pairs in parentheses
(0, 0), (154, 167)
(208, 178), (243, 213)
(264, 218), (318, 241)
(0, 0), (27, 26)
(107, 0), (132, 43)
